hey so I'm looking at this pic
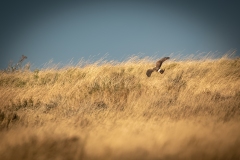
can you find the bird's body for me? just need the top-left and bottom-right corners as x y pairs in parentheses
(146, 57), (170, 77)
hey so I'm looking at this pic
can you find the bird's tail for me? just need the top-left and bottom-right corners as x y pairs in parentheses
(159, 69), (165, 74)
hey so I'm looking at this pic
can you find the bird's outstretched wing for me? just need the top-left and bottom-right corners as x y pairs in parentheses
(146, 69), (154, 77)
(155, 57), (170, 69)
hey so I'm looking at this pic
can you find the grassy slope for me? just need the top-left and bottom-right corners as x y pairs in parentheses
(0, 56), (240, 160)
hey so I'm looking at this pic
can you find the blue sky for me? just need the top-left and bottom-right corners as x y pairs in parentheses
(1, 0), (240, 69)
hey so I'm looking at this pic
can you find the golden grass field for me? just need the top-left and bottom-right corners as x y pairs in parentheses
(0, 55), (240, 160)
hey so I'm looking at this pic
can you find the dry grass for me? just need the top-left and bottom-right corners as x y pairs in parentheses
(0, 55), (240, 160)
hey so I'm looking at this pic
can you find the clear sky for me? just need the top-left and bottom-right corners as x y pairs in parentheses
(1, 0), (240, 69)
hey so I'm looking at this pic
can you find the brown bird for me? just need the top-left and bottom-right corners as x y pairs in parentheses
(146, 57), (170, 77)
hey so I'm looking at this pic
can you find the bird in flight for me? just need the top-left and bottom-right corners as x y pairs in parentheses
(146, 57), (170, 77)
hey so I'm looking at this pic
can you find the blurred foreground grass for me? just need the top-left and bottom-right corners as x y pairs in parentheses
(0, 56), (240, 160)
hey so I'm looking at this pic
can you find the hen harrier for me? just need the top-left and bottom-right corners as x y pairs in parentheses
(146, 57), (170, 77)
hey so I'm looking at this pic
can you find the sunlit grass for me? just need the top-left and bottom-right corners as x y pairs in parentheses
(0, 54), (240, 160)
